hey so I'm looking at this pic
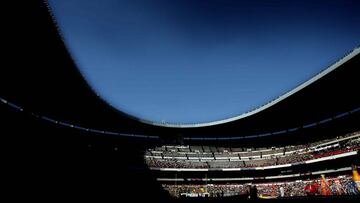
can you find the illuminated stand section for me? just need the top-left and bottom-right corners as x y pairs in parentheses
(145, 132), (360, 198)
(145, 132), (360, 170)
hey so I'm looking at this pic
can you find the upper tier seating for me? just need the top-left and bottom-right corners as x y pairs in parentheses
(145, 132), (360, 169)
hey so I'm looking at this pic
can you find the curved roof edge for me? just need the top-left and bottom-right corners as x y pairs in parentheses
(44, 2), (360, 129)
(139, 46), (360, 128)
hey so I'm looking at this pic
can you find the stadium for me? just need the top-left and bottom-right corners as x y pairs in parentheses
(2, 1), (360, 202)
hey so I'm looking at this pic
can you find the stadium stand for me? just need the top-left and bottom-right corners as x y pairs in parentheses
(145, 132), (360, 169)
(162, 174), (359, 198)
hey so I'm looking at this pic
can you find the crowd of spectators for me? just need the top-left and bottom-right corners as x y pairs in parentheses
(146, 158), (208, 169)
(162, 184), (248, 198)
(145, 134), (360, 169)
(162, 174), (359, 198)
(312, 141), (360, 159)
(256, 175), (359, 197)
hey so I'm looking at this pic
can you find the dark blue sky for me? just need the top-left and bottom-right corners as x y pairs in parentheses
(49, 0), (360, 125)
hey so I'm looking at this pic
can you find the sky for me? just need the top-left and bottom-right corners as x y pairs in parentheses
(48, 0), (360, 125)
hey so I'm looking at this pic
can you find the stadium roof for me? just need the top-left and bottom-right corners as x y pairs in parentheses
(48, 0), (360, 126)
(1, 1), (360, 139)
